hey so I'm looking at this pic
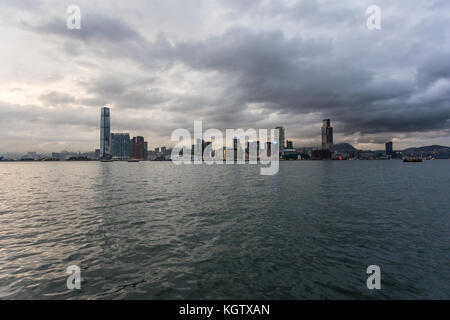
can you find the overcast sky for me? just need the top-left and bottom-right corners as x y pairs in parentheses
(0, 0), (449, 153)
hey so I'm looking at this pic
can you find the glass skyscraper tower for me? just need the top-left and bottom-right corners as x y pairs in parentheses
(100, 107), (111, 159)
(275, 126), (285, 155)
(111, 133), (131, 160)
(321, 119), (333, 151)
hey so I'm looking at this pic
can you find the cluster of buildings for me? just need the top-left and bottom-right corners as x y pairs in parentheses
(99, 107), (169, 161)
(190, 138), (272, 162)
(276, 120), (401, 161)
(0, 151), (98, 161)
(2, 109), (449, 161)
(272, 120), (336, 160)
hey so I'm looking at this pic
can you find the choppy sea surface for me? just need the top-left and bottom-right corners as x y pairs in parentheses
(0, 160), (449, 299)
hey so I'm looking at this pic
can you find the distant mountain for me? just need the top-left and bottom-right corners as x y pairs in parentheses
(402, 145), (449, 153)
(401, 145), (450, 159)
(333, 143), (357, 152)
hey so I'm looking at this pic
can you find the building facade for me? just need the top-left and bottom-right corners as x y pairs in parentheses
(321, 119), (333, 151)
(386, 141), (393, 156)
(100, 107), (111, 159)
(275, 126), (285, 156)
(130, 136), (148, 160)
(111, 133), (131, 160)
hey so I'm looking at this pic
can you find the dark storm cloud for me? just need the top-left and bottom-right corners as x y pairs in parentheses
(43, 15), (446, 137)
(2, 0), (449, 151)
(416, 53), (450, 87)
(153, 27), (449, 136)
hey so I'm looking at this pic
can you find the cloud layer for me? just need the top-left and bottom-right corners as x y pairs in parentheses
(0, 0), (449, 152)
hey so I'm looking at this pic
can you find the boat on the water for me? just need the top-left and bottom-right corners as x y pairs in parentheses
(403, 158), (423, 163)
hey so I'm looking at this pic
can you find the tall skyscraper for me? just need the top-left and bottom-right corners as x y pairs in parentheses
(286, 140), (293, 149)
(265, 142), (272, 157)
(100, 107), (111, 159)
(386, 141), (393, 156)
(275, 126), (285, 155)
(321, 119), (333, 151)
(111, 133), (131, 160)
(233, 137), (242, 161)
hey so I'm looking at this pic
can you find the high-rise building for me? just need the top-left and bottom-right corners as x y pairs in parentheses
(100, 107), (111, 159)
(130, 136), (147, 160)
(321, 119), (333, 151)
(111, 133), (131, 160)
(286, 140), (293, 149)
(233, 137), (240, 160)
(265, 142), (272, 157)
(246, 141), (260, 159)
(203, 141), (212, 159)
(275, 126), (285, 155)
(386, 141), (393, 156)
(26, 152), (37, 160)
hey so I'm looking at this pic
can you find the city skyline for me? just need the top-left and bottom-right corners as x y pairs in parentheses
(1, 107), (449, 158)
(3, 108), (449, 161)
(1, 1), (450, 153)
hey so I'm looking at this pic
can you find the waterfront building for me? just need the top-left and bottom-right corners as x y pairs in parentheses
(100, 107), (111, 159)
(321, 119), (333, 151)
(233, 137), (243, 161)
(52, 152), (62, 160)
(111, 133), (131, 160)
(246, 141), (260, 160)
(203, 141), (212, 158)
(26, 152), (37, 160)
(386, 141), (393, 156)
(275, 126), (285, 155)
(130, 136), (148, 160)
(310, 149), (332, 160)
(286, 140), (293, 149)
(265, 142), (272, 157)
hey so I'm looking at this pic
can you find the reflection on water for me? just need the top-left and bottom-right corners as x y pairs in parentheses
(0, 161), (449, 299)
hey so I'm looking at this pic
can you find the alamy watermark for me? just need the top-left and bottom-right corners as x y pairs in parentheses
(66, 5), (381, 32)
(171, 121), (280, 176)
(366, 265), (381, 290)
(366, 5), (381, 30)
(66, 265), (81, 290)
(66, 5), (81, 30)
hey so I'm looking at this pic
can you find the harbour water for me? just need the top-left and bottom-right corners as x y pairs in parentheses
(0, 161), (449, 299)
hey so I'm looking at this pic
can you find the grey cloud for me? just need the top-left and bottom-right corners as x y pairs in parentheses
(40, 91), (76, 106)
(68, 22), (450, 137)
(1, 0), (449, 151)
(32, 13), (142, 43)
(81, 75), (173, 110)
